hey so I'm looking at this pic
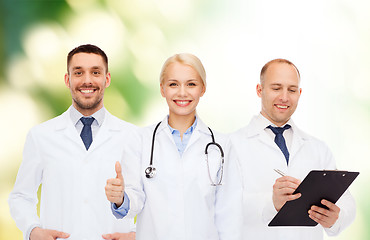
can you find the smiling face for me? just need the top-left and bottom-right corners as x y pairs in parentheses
(161, 62), (205, 121)
(257, 62), (302, 126)
(64, 52), (111, 116)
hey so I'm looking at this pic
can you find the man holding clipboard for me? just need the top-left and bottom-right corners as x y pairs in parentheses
(228, 59), (356, 239)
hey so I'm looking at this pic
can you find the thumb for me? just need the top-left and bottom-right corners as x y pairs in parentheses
(115, 161), (123, 180)
(50, 230), (70, 239)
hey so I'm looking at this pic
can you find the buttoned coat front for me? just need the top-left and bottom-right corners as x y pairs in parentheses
(128, 116), (243, 240)
(8, 107), (139, 240)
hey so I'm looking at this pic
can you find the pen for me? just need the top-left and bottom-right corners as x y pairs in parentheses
(274, 169), (286, 177)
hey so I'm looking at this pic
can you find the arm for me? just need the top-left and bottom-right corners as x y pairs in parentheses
(215, 140), (243, 240)
(8, 130), (43, 239)
(8, 130), (70, 240)
(105, 129), (145, 219)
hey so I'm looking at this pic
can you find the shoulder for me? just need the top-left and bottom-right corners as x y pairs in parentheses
(293, 125), (333, 154)
(29, 111), (68, 134)
(139, 122), (163, 138)
(196, 117), (229, 144)
(228, 123), (252, 143)
(105, 111), (139, 131)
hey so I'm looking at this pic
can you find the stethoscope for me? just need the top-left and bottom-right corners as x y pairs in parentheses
(145, 121), (225, 186)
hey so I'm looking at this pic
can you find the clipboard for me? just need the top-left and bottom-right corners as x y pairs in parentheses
(268, 170), (359, 227)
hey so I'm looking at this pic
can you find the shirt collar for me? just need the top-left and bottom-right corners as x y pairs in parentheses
(257, 113), (293, 129)
(167, 115), (198, 134)
(69, 105), (105, 127)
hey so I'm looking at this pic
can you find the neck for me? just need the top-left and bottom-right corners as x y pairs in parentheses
(74, 103), (103, 117)
(168, 112), (196, 138)
(260, 111), (289, 127)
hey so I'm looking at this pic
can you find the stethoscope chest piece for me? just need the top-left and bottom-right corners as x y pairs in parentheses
(145, 166), (156, 178)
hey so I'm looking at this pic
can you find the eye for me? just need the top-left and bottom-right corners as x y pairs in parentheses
(188, 82), (197, 86)
(272, 87), (280, 91)
(74, 71), (82, 76)
(92, 71), (100, 75)
(169, 82), (177, 87)
(289, 89), (296, 93)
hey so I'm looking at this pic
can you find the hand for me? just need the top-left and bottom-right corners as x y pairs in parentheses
(105, 161), (125, 207)
(272, 176), (302, 211)
(308, 199), (340, 228)
(30, 227), (70, 240)
(102, 232), (135, 240)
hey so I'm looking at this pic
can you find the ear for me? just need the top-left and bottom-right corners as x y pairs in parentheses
(105, 72), (111, 88)
(299, 88), (302, 95)
(200, 85), (206, 97)
(64, 73), (70, 88)
(160, 83), (165, 97)
(256, 83), (262, 98)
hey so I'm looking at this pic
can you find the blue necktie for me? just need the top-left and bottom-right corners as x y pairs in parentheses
(80, 117), (94, 150)
(267, 124), (291, 164)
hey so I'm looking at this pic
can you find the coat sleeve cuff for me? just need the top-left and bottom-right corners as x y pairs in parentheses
(26, 224), (41, 240)
(111, 192), (130, 219)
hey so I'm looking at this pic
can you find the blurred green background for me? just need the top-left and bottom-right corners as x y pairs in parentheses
(1, 0), (369, 239)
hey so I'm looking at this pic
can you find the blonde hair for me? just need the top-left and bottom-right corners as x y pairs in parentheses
(159, 53), (206, 88)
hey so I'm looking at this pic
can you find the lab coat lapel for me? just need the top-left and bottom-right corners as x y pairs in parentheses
(88, 110), (119, 152)
(55, 109), (85, 148)
(157, 116), (178, 148)
(185, 117), (210, 152)
(246, 116), (278, 150)
(289, 122), (308, 161)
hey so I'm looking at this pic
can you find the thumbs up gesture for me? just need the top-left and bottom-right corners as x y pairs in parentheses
(105, 161), (125, 207)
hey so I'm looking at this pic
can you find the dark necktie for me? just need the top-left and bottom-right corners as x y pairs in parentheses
(267, 124), (291, 164)
(80, 117), (94, 150)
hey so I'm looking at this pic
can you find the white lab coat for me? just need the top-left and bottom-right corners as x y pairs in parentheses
(229, 115), (356, 240)
(8, 107), (138, 240)
(126, 116), (243, 240)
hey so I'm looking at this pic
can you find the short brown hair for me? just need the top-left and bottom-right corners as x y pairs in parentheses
(67, 44), (108, 73)
(260, 58), (300, 85)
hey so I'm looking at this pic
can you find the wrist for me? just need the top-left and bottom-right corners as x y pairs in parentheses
(30, 227), (42, 240)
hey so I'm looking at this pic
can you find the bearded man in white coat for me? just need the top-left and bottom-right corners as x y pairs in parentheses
(228, 59), (356, 239)
(8, 44), (140, 240)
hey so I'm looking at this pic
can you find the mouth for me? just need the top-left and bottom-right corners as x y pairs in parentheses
(79, 88), (97, 95)
(174, 100), (192, 107)
(275, 104), (289, 110)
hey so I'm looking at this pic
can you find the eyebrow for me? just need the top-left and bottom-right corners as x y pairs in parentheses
(270, 83), (299, 88)
(168, 78), (199, 82)
(72, 66), (103, 71)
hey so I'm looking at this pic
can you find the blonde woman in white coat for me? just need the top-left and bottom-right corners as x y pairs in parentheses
(105, 53), (243, 240)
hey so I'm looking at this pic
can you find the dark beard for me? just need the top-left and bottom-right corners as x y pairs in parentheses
(73, 96), (103, 110)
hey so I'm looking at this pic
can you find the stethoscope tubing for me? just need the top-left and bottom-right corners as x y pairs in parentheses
(146, 121), (224, 185)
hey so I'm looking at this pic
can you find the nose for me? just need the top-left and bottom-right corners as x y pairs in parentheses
(280, 89), (289, 102)
(178, 85), (187, 97)
(82, 73), (93, 85)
